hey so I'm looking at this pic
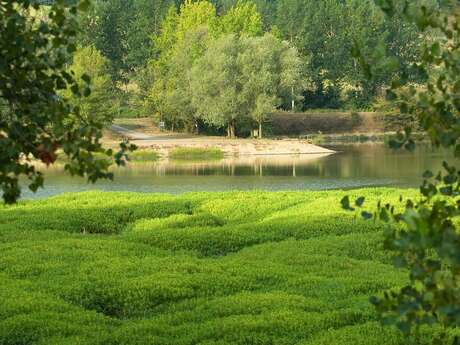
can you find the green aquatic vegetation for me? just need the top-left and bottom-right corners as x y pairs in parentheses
(56, 151), (113, 164)
(128, 150), (161, 163)
(0, 188), (430, 344)
(56, 149), (160, 165)
(169, 147), (224, 161)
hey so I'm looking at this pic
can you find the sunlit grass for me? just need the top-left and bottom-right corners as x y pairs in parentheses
(169, 147), (224, 160)
(0, 188), (428, 345)
(128, 149), (161, 162)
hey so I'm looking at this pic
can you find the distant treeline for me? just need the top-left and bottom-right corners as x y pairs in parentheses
(59, 0), (438, 136)
(270, 111), (420, 136)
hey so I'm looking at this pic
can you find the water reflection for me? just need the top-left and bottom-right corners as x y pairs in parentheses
(21, 143), (453, 199)
(152, 153), (333, 177)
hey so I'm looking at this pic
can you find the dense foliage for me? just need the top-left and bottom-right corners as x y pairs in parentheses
(146, 0), (299, 137)
(188, 32), (302, 137)
(28, 0), (433, 136)
(0, 0), (134, 204)
(76, 0), (429, 130)
(341, 1), (460, 343)
(3, 188), (453, 345)
(61, 46), (117, 124)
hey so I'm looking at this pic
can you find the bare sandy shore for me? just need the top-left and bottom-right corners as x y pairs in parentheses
(144, 137), (334, 156)
(108, 122), (335, 156)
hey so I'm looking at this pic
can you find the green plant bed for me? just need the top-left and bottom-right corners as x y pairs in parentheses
(55, 151), (112, 164)
(128, 149), (160, 163)
(169, 147), (224, 160)
(0, 188), (442, 345)
(55, 149), (160, 165)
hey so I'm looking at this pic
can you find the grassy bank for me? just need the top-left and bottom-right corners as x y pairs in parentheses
(0, 189), (447, 344)
(169, 147), (224, 160)
(129, 149), (160, 162)
(55, 149), (161, 164)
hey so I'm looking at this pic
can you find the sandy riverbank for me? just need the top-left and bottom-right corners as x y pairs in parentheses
(106, 119), (335, 156)
(141, 137), (335, 156)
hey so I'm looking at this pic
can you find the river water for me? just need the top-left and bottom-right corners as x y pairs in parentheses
(20, 143), (453, 199)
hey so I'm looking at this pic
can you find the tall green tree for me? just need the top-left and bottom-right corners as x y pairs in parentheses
(79, 0), (135, 76)
(275, 0), (306, 44)
(191, 34), (244, 138)
(0, 0), (133, 203)
(219, 0), (263, 36)
(79, 0), (177, 76)
(125, 0), (177, 69)
(151, 5), (180, 70)
(148, 1), (217, 130)
(176, 0), (218, 41)
(273, 0), (424, 109)
(239, 34), (303, 137)
(62, 46), (117, 124)
(150, 26), (211, 131)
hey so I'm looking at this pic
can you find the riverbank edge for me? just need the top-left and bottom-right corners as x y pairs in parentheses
(298, 131), (427, 145)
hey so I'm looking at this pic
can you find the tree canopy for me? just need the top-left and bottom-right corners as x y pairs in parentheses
(0, 0), (133, 203)
(342, 0), (460, 342)
(74, 0), (428, 113)
(146, 0), (302, 137)
(62, 45), (117, 124)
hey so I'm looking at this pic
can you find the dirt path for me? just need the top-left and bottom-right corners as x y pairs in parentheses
(109, 119), (335, 156)
(110, 124), (157, 140)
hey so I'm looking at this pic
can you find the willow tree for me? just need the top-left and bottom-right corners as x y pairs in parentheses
(191, 33), (303, 138)
(148, 0), (217, 129)
(239, 34), (303, 138)
(190, 34), (243, 138)
(149, 26), (211, 131)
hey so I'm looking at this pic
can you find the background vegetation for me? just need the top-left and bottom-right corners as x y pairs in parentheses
(169, 147), (224, 160)
(73, 0), (434, 135)
(3, 188), (452, 345)
(4, 1), (460, 344)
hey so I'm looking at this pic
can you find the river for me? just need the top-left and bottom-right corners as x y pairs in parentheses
(20, 143), (453, 199)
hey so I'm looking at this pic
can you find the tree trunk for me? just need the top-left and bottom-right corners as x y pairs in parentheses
(258, 121), (263, 139)
(228, 120), (236, 138)
(291, 86), (295, 111)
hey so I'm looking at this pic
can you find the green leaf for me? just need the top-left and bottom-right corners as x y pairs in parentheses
(355, 196), (365, 207)
(340, 196), (354, 211)
(431, 42), (441, 56)
(81, 73), (91, 84)
(379, 208), (390, 222)
(361, 211), (373, 220)
(83, 87), (91, 97)
(78, 0), (91, 12)
(422, 170), (433, 179)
